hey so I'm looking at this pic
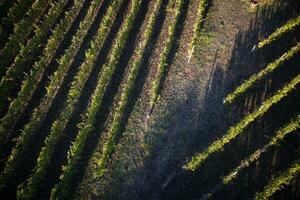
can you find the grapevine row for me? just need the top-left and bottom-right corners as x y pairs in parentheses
(55, 0), (142, 179)
(150, 0), (185, 109)
(2, 0), (35, 29)
(16, 0), (124, 198)
(0, 0), (103, 194)
(223, 114), (300, 185)
(0, 0), (69, 112)
(50, 0), (132, 196)
(0, 0), (86, 154)
(188, 0), (209, 62)
(0, 0), (51, 78)
(258, 15), (300, 49)
(183, 73), (300, 171)
(0, 0), (16, 25)
(224, 42), (300, 104)
(94, 0), (163, 177)
(255, 159), (300, 200)
(93, 0), (143, 177)
(0, 0), (34, 49)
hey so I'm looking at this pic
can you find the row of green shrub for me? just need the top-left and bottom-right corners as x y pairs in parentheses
(0, 0), (51, 78)
(255, 159), (300, 200)
(95, 0), (164, 178)
(0, 0), (103, 196)
(17, 0), (124, 198)
(183, 73), (300, 171)
(15, 0), (105, 198)
(0, 0), (85, 155)
(258, 15), (300, 49)
(223, 114), (300, 185)
(224, 42), (300, 104)
(2, 0), (35, 29)
(50, 0), (129, 197)
(150, 0), (185, 109)
(56, 0), (142, 179)
(0, 0), (69, 112)
(188, 0), (209, 61)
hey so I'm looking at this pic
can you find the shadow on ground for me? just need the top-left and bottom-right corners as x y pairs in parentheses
(114, 0), (300, 199)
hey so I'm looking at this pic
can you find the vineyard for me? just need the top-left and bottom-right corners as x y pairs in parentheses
(0, 0), (299, 199)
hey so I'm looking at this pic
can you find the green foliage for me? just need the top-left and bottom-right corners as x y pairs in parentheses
(0, 0), (69, 112)
(223, 114), (300, 185)
(95, 0), (164, 178)
(0, 0), (85, 157)
(224, 43), (300, 104)
(66, 0), (143, 178)
(183, 73), (300, 171)
(2, 0), (35, 27)
(0, 0), (298, 198)
(255, 160), (300, 200)
(188, 0), (209, 61)
(150, 0), (185, 109)
(0, 0), (103, 196)
(51, 0), (164, 194)
(258, 15), (300, 49)
(18, 0), (122, 198)
(16, 0), (105, 197)
(0, 0), (51, 78)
